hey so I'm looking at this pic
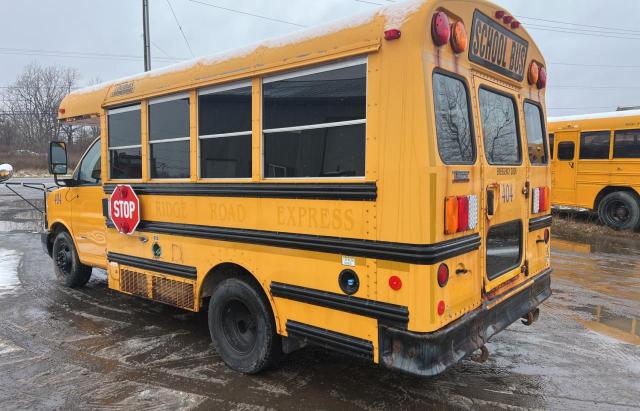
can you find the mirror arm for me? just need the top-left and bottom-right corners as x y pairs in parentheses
(53, 175), (76, 187)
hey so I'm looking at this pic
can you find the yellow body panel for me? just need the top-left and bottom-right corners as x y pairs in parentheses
(549, 112), (640, 209)
(47, 0), (551, 368)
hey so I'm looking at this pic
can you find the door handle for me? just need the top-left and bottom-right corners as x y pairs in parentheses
(487, 189), (495, 216)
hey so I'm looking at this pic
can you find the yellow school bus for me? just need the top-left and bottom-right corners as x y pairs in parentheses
(549, 110), (640, 230)
(43, 0), (551, 376)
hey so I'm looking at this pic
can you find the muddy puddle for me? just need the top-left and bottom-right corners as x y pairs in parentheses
(552, 229), (640, 346)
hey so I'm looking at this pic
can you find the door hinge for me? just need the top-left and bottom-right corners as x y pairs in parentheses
(522, 181), (530, 198)
(521, 259), (529, 276)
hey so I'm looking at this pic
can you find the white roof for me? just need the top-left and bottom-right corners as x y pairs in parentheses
(549, 109), (640, 123)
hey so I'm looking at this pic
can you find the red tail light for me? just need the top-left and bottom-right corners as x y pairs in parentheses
(532, 186), (550, 213)
(457, 196), (469, 232)
(511, 20), (520, 29)
(431, 11), (451, 46)
(437, 264), (449, 288)
(495, 10), (505, 19)
(445, 195), (478, 234)
(503, 15), (514, 24)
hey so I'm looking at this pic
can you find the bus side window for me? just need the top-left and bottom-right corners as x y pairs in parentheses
(432, 72), (475, 164)
(149, 95), (191, 179)
(548, 134), (554, 159)
(199, 83), (252, 179)
(262, 60), (366, 178)
(613, 129), (640, 158)
(579, 131), (610, 159)
(108, 104), (142, 180)
(557, 142), (574, 161)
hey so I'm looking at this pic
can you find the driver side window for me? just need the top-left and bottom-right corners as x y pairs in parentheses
(78, 140), (102, 185)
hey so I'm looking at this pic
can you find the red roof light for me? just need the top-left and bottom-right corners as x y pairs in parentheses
(384, 29), (401, 41)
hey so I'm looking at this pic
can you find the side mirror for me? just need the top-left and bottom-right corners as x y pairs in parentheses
(49, 141), (68, 175)
(0, 163), (13, 182)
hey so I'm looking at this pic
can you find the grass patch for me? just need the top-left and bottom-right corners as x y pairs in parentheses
(552, 209), (640, 240)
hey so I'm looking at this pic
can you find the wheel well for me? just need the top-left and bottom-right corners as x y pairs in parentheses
(594, 186), (640, 210)
(199, 263), (271, 310)
(46, 222), (71, 255)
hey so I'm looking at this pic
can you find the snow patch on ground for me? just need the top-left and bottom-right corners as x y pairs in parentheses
(0, 249), (21, 296)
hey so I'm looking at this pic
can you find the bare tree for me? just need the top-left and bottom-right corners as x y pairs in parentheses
(1, 62), (79, 151)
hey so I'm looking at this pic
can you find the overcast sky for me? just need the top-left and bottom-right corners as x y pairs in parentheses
(1, 0), (638, 116)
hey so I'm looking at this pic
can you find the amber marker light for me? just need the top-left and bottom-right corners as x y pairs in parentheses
(450, 21), (468, 53)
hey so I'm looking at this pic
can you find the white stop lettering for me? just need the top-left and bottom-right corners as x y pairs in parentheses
(113, 200), (136, 219)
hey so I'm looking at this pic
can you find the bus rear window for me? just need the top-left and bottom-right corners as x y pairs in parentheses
(524, 102), (548, 164)
(432, 72), (474, 164)
(613, 129), (640, 158)
(478, 89), (521, 165)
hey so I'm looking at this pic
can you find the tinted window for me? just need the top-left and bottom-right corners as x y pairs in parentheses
(108, 107), (141, 147)
(78, 140), (101, 185)
(432, 73), (474, 164)
(557, 141), (574, 160)
(549, 134), (554, 159)
(263, 63), (366, 129)
(110, 148), (141, 179)
(524, 102), (547, 164)
(199, 86), (251, 135)
(478, 89), (520, 165)
(201, 135), (252, 178)
(108, 105), (141, 179)
(264, 124), (365, 178)
(486, 220), (522, 280)
(263, 61), (367, 179)
(580, 131), (610, 159)
(149, 96), (190, 179)
(149, 97), (190, 141)
(613, 129), (640, 158)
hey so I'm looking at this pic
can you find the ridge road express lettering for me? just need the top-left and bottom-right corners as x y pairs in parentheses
(469, 10), (529, 81)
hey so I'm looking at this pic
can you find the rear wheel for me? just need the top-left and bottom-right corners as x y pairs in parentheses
(597, 191), (640, 230)
(52, 231), (92, 287)
(208, 277), (280, 373)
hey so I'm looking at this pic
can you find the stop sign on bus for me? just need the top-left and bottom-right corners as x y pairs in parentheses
(109, 185), (140, 235)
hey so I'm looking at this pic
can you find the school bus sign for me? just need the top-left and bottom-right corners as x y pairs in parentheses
(109, 185), (140, 235)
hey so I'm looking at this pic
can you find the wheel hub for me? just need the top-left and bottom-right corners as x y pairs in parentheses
(55, 246), (71, 274)
(221, 300), (257, 354)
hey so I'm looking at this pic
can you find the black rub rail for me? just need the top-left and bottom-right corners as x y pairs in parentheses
(286, 320), (374, 360)
(109, 220), (481, 265)
(103, 182), (377, 201)
(529, 215), (552, 232)
(271, 282), (409, 327)
(107, 252), (197, 279)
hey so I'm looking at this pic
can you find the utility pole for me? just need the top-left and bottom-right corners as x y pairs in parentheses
(143, 0), (151, 71)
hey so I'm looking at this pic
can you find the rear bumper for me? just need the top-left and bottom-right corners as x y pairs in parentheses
(379, 268), (552, 377)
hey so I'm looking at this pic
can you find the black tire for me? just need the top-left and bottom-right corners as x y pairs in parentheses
(208, 277), (280, 374)
(597, 191), (640, 230)
(52, 231), (92, 287)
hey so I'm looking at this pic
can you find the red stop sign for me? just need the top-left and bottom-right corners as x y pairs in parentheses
(109, 185), (141, 235)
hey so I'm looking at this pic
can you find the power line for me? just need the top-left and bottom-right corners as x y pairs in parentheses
(0, 47), (183, 63)
(516, 15), (640, 35)
(186, 0), (306, 28)
(166, 0), (195, 58)
(525, 24), (640, 41)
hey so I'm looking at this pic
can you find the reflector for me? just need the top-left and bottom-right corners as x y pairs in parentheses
(437, 264), (449, 288)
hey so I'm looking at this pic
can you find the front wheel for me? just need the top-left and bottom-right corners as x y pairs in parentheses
(597, 191), (640, 231)
(52, 231), (92, 287)
(208, 277), (281, 374)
